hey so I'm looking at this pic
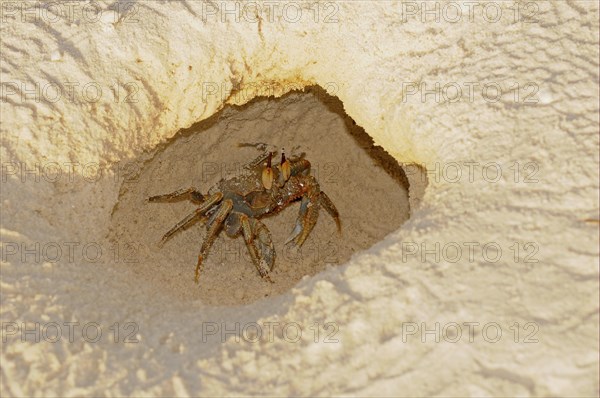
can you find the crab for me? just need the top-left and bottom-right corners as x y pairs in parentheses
(148, 145), (341, 283)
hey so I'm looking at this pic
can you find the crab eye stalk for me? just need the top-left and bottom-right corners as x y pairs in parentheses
(280, 148), (291, 182)
(262, 152), (274, 190)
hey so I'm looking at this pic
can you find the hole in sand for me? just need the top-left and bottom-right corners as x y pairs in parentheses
(109, 86), (426, 305)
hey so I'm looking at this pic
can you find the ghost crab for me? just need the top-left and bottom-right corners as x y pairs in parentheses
(148, 144), (341, 284)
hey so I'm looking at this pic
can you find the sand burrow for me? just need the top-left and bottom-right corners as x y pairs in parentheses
(109, 87), (423, 305)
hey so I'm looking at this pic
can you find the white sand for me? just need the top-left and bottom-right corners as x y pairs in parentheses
(1, 1), (598, 396)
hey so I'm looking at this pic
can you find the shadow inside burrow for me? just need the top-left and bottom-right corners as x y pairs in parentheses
(108, 85), (426, 306)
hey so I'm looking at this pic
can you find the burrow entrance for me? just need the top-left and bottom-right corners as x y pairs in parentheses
(110, 86), (425, 305)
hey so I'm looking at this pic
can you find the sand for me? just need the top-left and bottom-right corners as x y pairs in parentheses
(109, 88), (417, 305)
(1, 1), (598, 396)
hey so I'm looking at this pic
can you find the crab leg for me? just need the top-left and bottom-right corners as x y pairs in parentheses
(240, 216), (274, 282)
(160, 211), (202, 245)
(318, 191), (341, 233)
(159, 192), (223, 244)
(148, 187), (205, 204)
(195, 198), (233, 283)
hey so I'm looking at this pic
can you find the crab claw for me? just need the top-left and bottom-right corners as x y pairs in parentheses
(284, 223), (303, 246)
(285, 197), (315, 247)
(285, 189), (340, 247)
(262, 152), (274, 190)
